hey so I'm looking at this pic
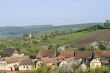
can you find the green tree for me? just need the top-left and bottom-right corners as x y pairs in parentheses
(104, 20), (110, 29)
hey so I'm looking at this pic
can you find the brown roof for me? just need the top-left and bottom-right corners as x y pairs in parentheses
(94, 50), (110, 58)
(4, 48), (18, 56)
(20, 57), (34, 65)
(75, 51), (92, 60)
(60, 51), (75, 58)
(3, 55), (33, 65)
(4, 56), (22, 64)
(37, 49), (56, 58)
(41, 57), (58, 64)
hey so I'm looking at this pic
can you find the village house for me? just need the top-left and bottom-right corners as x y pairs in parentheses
(60, 50), (75, 58)
(34, 60), (42, 70)
(94, 50), (110, 65)
(80, 62), (87, 71)
(35, 52), (64, 70)
(4, 48), (18, 57)
(1, 48), (110, 71)
(59, 57), (82, 72)
(0, 51), (33, 71)
(40, 57), (58, 66)
(57, 45), (69, 52)
(59, 61), (72, 72)
(37, 49), (56, 59)
(35, 49), (57, 70)
(75, 51), (93, 60)
(19, 57), (34, 71)
(90, 58), (101, 69)
(35, 57), (62, 70)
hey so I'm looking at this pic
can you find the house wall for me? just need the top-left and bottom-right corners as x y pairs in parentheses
(80, 63), (87, 71)
(35, 61), (42, 70)
(0, 64), (10, 71)
(46, 63), (53, 66)
(19, 65), (33, 70)
(90, 58), (101, 69)
(0, 62), (19, 71)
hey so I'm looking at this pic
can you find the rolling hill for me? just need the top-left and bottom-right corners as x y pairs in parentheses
(0, 23), (103, 37)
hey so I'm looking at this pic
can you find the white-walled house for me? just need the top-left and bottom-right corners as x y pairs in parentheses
(0, 53), (33, 71)
(90, 58), (101, 69)
(80, 63), (87, 71)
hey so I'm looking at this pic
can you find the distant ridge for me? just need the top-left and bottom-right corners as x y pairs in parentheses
(0, 23), (104, 37)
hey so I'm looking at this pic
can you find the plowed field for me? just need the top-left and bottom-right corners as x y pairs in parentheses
(70, 29), (110, 48)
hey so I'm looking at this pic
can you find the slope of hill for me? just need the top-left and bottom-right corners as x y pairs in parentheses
(67, 29), (110, 48)
(0, 26), (109, 56)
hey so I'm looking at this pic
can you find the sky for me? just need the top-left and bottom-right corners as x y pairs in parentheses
(0, 0), (110, 26)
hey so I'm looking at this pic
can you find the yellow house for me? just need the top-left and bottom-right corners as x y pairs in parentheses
(0, 58), (20, 71)
(0, 53), (34, 71)
(0, 60), (10, 71)
(19, 57), (34, 71)
(41, 57), (57, 66)
(35, 57), (58, 70)
(35, 61), (42, 70)
(90, 58), (101, 69)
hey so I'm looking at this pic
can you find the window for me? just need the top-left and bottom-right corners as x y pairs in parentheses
(24, 66), (25, 68)
(26, 66), (28, 69)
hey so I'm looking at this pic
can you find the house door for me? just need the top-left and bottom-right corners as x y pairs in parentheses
(11, 67), (13, 71)
(15, 67), (19, 71)
(14, 65), (19, 71)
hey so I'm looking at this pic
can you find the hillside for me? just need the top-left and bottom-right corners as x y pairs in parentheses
(67, 29), (110, 48)
(0, 26), (110, 56)
(0, 23), (103, 37)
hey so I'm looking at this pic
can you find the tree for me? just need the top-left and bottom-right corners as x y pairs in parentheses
(99, 44), (106, 50)
(104, 20), (110, 29)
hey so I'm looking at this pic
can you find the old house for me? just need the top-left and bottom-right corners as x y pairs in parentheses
(0, 59), (8, 71)
(37, 49), (56, 58)
(80, 62), (87, 71)
(65, 57), (82, 67)
(90, 58), (101, 69)
(35, 57), (59, 70)
(0, 53), (33, 71)
(34, 60), (42, 70)
(59, 57), (82, 72)
(0, 55), (21, 71)
(4, 48), (19, 56)
(94, 50), (110, 65)
(35, 57), (64, 70)
(19, 57), (34, 70)
(59, 61), (72, 72)
(41, 57), (58, 66)
(60, 51), (75, 58)
(75, 51), (93, 60)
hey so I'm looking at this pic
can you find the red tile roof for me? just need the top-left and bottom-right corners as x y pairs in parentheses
(37, 49), (56, 58)
(94, 50), (110, 58)
(75, 51), (92, 60)
(4, 48), (18, 56)
(60, 51), (75, 58)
